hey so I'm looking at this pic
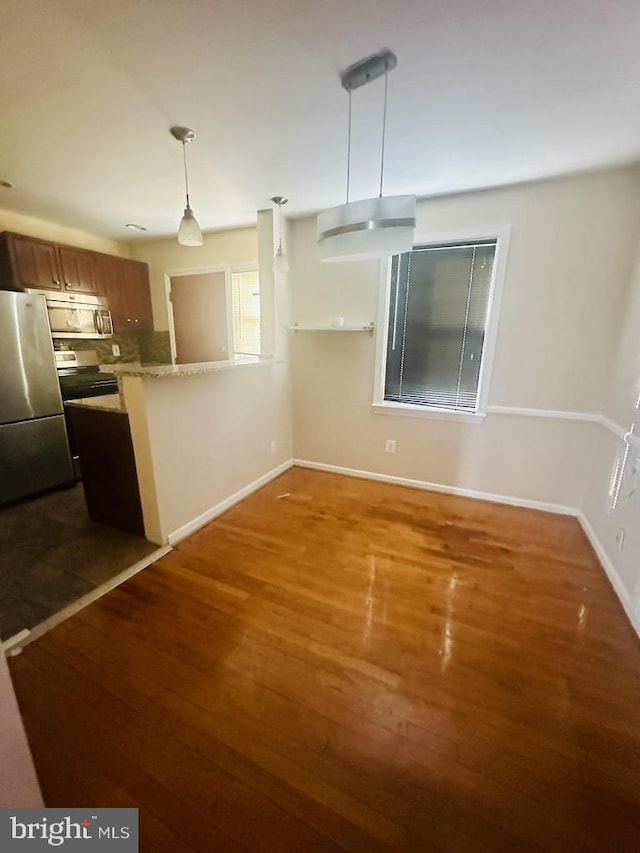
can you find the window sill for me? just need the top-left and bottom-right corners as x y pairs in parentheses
(372, 402), (486, 424)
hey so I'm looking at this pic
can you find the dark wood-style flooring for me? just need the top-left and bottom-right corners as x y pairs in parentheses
(8, 468), (640, 851)
(0, 482), (158, 640)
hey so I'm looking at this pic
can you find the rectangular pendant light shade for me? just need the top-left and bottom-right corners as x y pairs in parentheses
(316, 195), (417, 262)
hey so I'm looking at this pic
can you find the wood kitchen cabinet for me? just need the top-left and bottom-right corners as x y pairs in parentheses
(0, 232), (97, 294)
(1, 233), (63, 291)
(58, 245), (97, 293)
(0, 231), (154, 331)
(95, 254), (153, 332)
(65, 404), (145, 536)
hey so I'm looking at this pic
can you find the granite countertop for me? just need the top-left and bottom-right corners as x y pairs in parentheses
(100, 356), (277, 379)
(65, 394), (124, 413)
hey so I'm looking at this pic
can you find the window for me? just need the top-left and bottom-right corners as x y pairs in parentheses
(231, 270), (261, 357)
(375, 228), (509, 419)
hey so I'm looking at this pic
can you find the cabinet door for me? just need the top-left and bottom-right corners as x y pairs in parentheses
(8, 234), (62, 290)
(94, 254), (127, 330)
(123, 260), (153, 331)
(58, 246), (97, 293)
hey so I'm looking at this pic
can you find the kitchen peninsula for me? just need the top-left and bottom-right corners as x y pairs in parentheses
(100, 356), (289, 547)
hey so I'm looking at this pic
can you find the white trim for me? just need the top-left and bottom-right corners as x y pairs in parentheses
(164, 272), (177, 364)
(372, 225), (511, 420)
(577, 512), (639, 638)
(372, 402), (484, 423)
(168, 460), (294, 545)
(486, 407), (635, 445)
(292, 459), (578, 516)
(600, 415), (627, 440)
(2, 545), (172, 654)
(487, 405), (601, 422)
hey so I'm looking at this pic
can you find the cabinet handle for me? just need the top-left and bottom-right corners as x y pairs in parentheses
(53, 279), (60, 285)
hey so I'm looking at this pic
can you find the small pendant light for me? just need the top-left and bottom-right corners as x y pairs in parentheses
(271, 196), (289, 273)
(170, 126), (204, 247)
(316, 50), (416, 262)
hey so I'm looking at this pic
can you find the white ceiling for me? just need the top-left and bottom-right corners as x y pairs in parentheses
(1, 0), (639, 241)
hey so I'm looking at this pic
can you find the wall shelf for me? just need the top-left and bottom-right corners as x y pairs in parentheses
(288, 323), (375, 333)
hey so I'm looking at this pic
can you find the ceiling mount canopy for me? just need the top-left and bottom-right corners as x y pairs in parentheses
(170, 125), (203, 247)
(317, 49), (416, 263)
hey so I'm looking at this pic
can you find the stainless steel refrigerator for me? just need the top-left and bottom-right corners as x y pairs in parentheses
(0, 290), (74, 504)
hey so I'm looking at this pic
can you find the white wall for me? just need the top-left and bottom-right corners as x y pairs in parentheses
(125, 211), (292, 544)
(289, 166), (640, 511)
(0, 652), (42, 807)
(130, 227), (258, 332)
(0, 207), (128, 256)
(581, 248), (640, 634)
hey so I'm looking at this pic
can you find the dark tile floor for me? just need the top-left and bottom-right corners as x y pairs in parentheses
(0, 483), (159, 640)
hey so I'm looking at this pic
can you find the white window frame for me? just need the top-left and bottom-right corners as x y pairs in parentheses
(372, 224), (511, 423)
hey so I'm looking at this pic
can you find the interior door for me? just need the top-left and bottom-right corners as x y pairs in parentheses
(169, 271), (230, 364)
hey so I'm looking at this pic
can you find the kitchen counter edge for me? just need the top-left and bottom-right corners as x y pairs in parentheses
(99, 357), (280, 379)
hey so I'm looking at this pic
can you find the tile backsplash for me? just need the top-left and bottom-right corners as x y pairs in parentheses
(59, 331), (172, 366)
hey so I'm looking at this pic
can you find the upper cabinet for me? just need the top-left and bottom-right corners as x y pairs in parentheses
(0, 233), (97, 294)
(94, 254), (153, 332)
(58, 246), (97, 293)
(0, 231), (154, 332)
(3, 234), (63, 291)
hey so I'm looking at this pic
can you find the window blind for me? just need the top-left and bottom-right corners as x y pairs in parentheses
(231, 271), (261, 357)
(384, 241), (497, 411)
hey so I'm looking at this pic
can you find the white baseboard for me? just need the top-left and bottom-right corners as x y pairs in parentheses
(577, 512), (639, 638)
(168, 459), (294, 545)
(292, 458), (579, 516)
(293, 458), (640, 638)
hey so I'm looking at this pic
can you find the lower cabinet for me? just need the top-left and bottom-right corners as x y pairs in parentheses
(65, 405), (145, 536)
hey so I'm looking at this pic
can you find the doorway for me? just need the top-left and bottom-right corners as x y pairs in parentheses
(166, 267), (261, 365)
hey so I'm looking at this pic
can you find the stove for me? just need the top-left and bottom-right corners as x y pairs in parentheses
(57, 366), (119, 401)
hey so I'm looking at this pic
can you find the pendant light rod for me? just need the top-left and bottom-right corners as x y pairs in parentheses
(379, 66), (389, 198)
(346, 89), (352, 204)
(270, 195), (288, 252)
(170, 126), (203, 247)
(338, 51), (396, 201)
(316, 48), (416, 264)
(271, 196), (289, 274)
(182, 140), (191, 208)
(171, 126), (196, 209)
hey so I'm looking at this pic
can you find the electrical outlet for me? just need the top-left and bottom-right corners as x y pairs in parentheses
(385, 439), (396, 454)
(616, 528), (625, 551)
(270, 440), (277, 455)
(111, 343), (121, 357)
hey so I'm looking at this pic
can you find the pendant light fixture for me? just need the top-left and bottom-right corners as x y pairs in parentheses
(170, 126), (204, 247)
(316, 50), (416, 263)
(271, 196), (289, 273)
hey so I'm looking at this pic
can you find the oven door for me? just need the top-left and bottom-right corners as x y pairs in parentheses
(47, 301), (107, 339)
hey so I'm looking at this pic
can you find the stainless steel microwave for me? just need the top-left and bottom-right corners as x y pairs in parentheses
(26, 289), (113, 339)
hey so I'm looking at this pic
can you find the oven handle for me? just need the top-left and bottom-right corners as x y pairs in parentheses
(94, 310), (103, 336)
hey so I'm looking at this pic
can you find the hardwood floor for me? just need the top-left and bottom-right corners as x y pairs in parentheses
(8, 468), (640, 851)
